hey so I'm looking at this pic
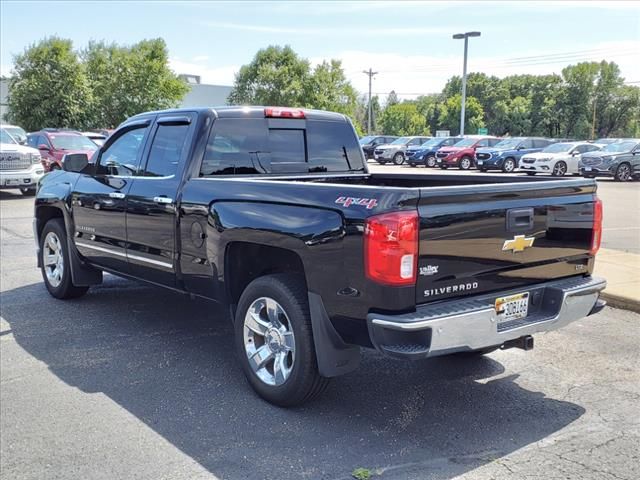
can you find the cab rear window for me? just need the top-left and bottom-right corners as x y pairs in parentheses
(200, 118), (363, 176)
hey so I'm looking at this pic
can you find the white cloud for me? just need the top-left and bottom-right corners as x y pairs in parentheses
(191, 55), (210, 62)
(169, 58), (238, 85)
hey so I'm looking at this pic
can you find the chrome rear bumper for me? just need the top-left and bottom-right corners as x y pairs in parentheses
(367, 276), (606, 359)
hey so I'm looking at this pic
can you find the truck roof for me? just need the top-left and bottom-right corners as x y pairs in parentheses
(129, 106), (349, 122)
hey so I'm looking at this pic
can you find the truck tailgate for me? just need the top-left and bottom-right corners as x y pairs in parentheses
(416, 179), (597, 304)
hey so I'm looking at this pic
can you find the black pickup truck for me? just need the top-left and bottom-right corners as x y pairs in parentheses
(34, 106), (606, 406)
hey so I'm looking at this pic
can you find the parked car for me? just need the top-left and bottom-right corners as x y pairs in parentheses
(436, 136), (501, 170)
(404, 137), (432, 159)
(34, 106), (606, 406)
(0, 127), (44, 195)
(475, 137), (556, 172)
(592, 138), (620, 145)
(27, 129), (99, 171)
(579, 139), (640, 181)
(81, 131), (107, 147)
(1, 124), (28, 145)
(406, 136), (463, 167)
(374, 136), (431, 165)
(359, 135), (398, 159)
(519, 142), (603, 176)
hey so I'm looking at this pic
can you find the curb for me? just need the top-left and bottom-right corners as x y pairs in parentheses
(600, 291), (640, 314)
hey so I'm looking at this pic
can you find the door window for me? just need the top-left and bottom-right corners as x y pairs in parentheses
(532, 139), (549, 148)
(519, 139), (534, 149)
(476, 139), (489, 147)
(143, 124), (190, 177)
(98, 127), (147, 176)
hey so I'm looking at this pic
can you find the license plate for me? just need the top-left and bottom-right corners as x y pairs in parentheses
(584, 166), (592, 171)
(495, 292), (529, 323)
(477, 160), (483, 165)
(4, 179), (20, 186)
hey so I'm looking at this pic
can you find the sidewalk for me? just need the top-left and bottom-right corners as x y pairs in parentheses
(594, 248), (640, 313)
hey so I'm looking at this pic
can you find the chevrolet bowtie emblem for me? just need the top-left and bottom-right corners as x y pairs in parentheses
(502, 235), (535, 253)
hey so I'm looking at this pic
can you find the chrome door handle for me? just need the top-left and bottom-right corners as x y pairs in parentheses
(109, 192), (125, 199)
(153, 196), (173, 205)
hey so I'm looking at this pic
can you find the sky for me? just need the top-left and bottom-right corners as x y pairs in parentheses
(1, 0), (639, 100)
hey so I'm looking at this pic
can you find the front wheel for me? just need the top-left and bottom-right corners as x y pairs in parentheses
(459, 156), (473, 170)
(479, 167), (488, 172)
(408, 162), (416, 168)
(40, 219), (89, 299)
(393, 152), (404, 165)
(552, 161), (567, 177)
(426, 155), (437, 168)
(502, 158), (516, 173)
(235, 274), (329, 407)
(614, 163), (631, 182)
(20, 187), (36, 196)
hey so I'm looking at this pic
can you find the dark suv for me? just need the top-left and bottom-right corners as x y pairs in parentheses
(27, 129), (99, 171)
(359, 135), (398, 160)
(406, 137), (463, 167)
(580, 139), (640, 181)
(475, 137), (555, 173)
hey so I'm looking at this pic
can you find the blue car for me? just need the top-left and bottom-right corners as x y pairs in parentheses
(475, 137), (556, 173)
(406, 137), (463, 167)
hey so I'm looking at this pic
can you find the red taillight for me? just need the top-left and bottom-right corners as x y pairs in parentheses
(590, 197), (603, 255)
(365, 211), (419, 286)
(264, 107), (305, 119)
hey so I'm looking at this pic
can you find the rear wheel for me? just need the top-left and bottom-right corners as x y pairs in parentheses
(552, 161), (567, 177)
(393, 152), (404, 165)
(479, 167), (488, 172)
(40, 219), (89, 299)
(502, 158), (516, 173)
(235, 274), (329, 407)
(614, 163), (631, 182)
(426, 155), (437, 168)
(459, 156), (473, 170)
(408, 162), (416, 167)
(526, 172), (536, 176)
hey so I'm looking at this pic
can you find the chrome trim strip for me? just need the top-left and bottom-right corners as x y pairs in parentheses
(372, 307), (495, 331)
(75, 241), (173, 269)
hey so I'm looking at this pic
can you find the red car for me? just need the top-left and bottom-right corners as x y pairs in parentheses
(27, 129), (99, 171)
(436, 136), (501, 170)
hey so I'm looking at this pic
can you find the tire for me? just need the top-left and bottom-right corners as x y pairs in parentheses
(440, 165), (448, 170)
(392, 152), (404, 165)
(235, 274), (330, 407)
(20, 187), (36, 196)
(614, 163), (631, 182)
(459, 156), (473, 170)
(376, 160), (387, 165)
(552, 161), (567, 177)
(40, 219), (89, 299)
(526, 172), (536, 176)
(502, 158), (516, 173)
(479, 167), (488, 172)
(408, 163), (416, 168)
(426, 155), (437, 168)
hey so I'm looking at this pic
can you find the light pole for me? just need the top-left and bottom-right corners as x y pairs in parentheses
(362, 68), (378, 135)
(453, 31), (481, 136)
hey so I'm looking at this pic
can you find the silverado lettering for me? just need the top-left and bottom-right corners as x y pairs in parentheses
(34, 106), (606, 407)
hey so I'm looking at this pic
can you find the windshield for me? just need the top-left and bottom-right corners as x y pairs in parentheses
(542, 143), (573, 153)
(595, 138), (618, 145)
(419, 138), (442, 148)
(4, 126), (26, 142)
(493, 138), (522, 149)
(49, 134), (99, 151)
(602, 141), (638, 153)
(390, 137), (411, 145)
(0, 129), (17, 144)
(453, 138), (478, 148)
(359, 136), (376, 145)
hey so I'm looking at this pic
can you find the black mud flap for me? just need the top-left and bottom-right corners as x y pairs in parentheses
(308, 292), (360, 377)
(67, 238), (103, 286)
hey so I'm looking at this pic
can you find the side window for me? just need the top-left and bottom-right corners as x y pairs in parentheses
(409, 138), (421, 146)
(307, 120), (363, 172)
(143, 124), (190, 177)
(201, 118), (267, 176)
(532, 139), (547, 148)
(27, 136), (38, 148)
(488, 138), (501, 147)
(98, 127), (147, 176)
(476, 139), (489, 147)
(520, 139), (534, 149)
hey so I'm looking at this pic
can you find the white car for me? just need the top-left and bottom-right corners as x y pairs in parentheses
(519, 141), (603, 176)
(0, 128), (44, 196)
(81, 131), (107, 147)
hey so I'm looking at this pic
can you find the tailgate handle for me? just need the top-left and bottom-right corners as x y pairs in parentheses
(506, 207), (534, 232)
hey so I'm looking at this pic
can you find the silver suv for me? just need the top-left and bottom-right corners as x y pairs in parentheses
(374, 136), (431, 165)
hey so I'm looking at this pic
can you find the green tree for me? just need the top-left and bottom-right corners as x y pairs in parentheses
(354, 94), (381, 134)
(228, 45), (310, 106)
(386, 90), (399, 107)
(84, 39), (188, 127)
(415, 94), (443, 135)
(7, 37), (92, 131)
(438, 94), (485, 135)
(379, 102), (428, 136)
(303, 60), (358, 116)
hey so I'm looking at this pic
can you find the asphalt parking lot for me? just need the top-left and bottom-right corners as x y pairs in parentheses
(1, 170), (639, 480)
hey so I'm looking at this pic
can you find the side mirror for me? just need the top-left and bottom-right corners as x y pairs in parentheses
(571, 150), (580, 156)
(37, 144), (49, 151)
(62, 153), (89, 173)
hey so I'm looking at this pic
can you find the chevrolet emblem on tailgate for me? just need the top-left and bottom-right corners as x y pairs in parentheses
(502, 235), (535, 253)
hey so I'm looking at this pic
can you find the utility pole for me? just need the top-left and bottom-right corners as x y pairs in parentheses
(591, 97), (597, 139)
(362, 68), (378, 135)
(453, 31), (481, 136)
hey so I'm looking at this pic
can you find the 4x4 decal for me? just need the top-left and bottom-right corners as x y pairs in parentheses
(335, 196), (378, 210)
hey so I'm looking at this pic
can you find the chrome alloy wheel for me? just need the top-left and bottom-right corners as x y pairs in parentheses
(43, 231), (64, 287)
(243, 297), (295, 386)
(553, 161), (567, 176)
